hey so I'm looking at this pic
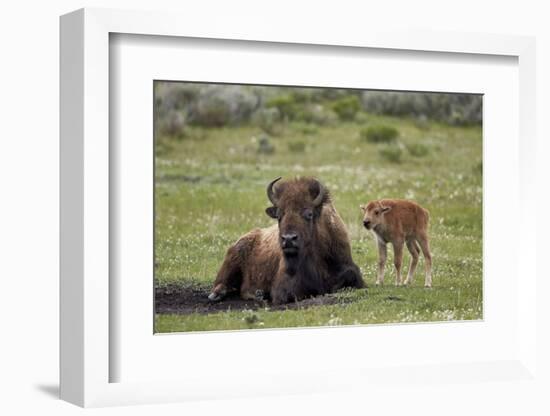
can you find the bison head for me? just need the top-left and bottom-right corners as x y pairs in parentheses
(265, 177), (328, 274)
(360, 201), (391, 230)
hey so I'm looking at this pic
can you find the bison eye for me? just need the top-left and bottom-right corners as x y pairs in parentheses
(374, 210), (380, 215)
(303, 209), (314, 221)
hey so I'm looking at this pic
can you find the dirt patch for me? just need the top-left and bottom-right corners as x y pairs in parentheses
(155, 283), (350, 315)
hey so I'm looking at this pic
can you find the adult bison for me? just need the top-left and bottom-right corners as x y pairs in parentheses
(208, 177), (365, 305)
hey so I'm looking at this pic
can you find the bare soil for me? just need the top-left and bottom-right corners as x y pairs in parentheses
(155, 283), (348, 315)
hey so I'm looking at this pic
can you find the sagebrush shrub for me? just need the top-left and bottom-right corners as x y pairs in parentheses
(296, 123), (319, 135)
(288, 141), (306, 153)
(296, 105), (337, 125)
(257, 135), (275, 154)
(361, 125), (399, 143)
(266, 95), (298, 121)
(156, 110), (186, 137)
(361, 91), (482, 126)
(192, 85), (259, 127)
(331, 95), (361, 121)
(379, 145), (403, 163)
(406, 142), (430, 157)
(254, 107), (284, 135)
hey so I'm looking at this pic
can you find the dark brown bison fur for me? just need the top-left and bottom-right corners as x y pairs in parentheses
(209, 177), (364, 305)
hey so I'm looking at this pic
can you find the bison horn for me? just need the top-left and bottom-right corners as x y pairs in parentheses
(312, 180), (326, 207)
(266, 177), (282, 205)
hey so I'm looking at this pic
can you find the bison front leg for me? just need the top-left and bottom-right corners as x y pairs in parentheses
(270, 289), (289, 306)
(239, 284), (266, 302)
(333, 264), (365, 291)
(208, 245), (243, 301)
(270, 273), (296, 305)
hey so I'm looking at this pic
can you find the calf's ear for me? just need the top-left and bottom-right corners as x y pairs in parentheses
(381, 206), (392, 214)
(265, 206), (278, 219)
(359, 204), (366, 212)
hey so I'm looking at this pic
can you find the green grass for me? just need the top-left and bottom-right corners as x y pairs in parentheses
(155, 113), (482, 332)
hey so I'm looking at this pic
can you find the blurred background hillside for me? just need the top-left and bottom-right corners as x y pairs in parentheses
(155, 83), (482, 140)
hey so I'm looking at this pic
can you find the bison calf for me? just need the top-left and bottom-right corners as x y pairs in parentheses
(360, 199), (432, 287)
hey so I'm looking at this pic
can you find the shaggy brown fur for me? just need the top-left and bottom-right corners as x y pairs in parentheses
(360, 199), (432, 287)
(209, 177), (364, 305)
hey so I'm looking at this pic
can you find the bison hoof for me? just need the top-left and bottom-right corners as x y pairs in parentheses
(255, 290), (265, 301)
(208, 292), (222, 302)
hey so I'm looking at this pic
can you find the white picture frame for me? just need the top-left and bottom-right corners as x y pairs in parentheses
(60, 8), (538, 408)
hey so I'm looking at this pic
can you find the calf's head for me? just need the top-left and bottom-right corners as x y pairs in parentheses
(360, 201), (391, 230)
(265, 177), (328, 271)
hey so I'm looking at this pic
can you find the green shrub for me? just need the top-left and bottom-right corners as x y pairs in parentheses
(361, 125), (399, 143)
(288, 141), (306, 153)
(194, 99), (230, 127)
(379, 145), (403, 163)
(290, 89), (313, 104)
(331, 95), (361, 121)
(301, 125), (318, 135)
(266, 95), (298, 120)
(294, 104), (337, 125)
(406, 142), (430, 157)
(294, 123), (318, 135)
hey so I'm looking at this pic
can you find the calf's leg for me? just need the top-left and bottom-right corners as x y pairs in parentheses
(417, 234), (432, 288)
(403, 239), (420, 285)
(392, 239), (405, 286)
(375, 239), (387, 286)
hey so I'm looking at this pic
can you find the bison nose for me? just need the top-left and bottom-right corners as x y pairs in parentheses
(281, 233), (298, 245)
(363, 220), (371, 228)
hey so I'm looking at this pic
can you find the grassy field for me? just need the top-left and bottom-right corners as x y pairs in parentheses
(154, 113), (482, 333)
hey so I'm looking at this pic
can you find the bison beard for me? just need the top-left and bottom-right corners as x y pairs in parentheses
(208, 177), (365, 305)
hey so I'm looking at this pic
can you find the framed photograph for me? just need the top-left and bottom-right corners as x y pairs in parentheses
(152, 81), (482, 333)
(60, 8), (538, 408)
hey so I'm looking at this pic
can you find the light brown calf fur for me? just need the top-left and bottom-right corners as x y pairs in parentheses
(360, 199), (432, 287)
